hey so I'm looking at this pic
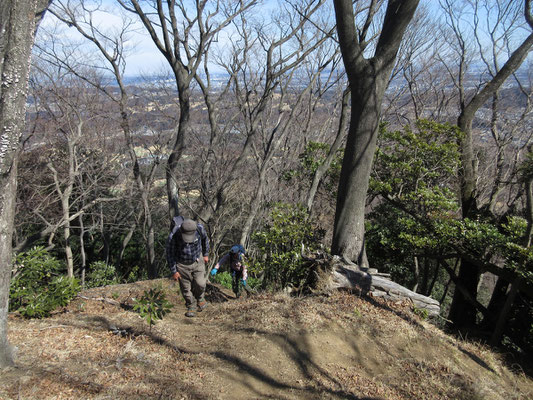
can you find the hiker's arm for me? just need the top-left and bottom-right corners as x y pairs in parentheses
(198, 223), (210, 260)
(241, 265), (248, 281)
(166, 235), (178, 275)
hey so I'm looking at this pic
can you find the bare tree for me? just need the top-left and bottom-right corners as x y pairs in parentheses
(443, 0), (533, 217)
(331, 0), (420, 266)
(197, 0), (338, 245)
(384, 5), (451, 124)
(48, 0), (163, 278)
(118, 0), (258, 221)
(22, 59), (122, 277)
(305, 86), (349, 213)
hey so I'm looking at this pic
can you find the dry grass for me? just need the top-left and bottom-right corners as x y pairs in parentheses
(1, 278), (532, 400)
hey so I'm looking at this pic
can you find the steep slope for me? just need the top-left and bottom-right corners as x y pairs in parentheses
(2, 278), (532, 399)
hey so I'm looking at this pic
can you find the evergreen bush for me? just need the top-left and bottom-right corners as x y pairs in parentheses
(10, 246), (80, 318)
(251, 203), (324, 290)
(211, 270), (233, 289)
(85, 261), (119, 288)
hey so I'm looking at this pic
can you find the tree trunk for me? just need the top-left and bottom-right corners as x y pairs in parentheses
(483, 277), (509, 327)
(490, 277), (522, 346)
(0, 0), (49, 368)
(332, 80), (386, 265)
(79, 214), (86, 287)
(412, 256), (420, 292)
(99, 204), (110, 265)
(308, 255), (440, 317)
(240, 168), (266, 247)
(448, 258), (481, 329)
(0, 163), (17, 367)
(332, 0), (420, 264)
(306, 88), (350, 212)
(427, 261), (440, 297)
(440, 259), (459, 304)
(449, 6), (533, 329)
(118, 211), (140, 270)
(420, 258), (430, 295)
(166, 79), (189, 219)
(143, 190), (157, 278)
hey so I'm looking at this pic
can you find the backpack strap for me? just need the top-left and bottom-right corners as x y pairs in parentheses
(170, 216), (184, 238)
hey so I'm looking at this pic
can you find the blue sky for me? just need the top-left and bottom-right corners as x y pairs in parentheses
(40, 2), (167, 76)
(40, 0), (281, 77)
(39, 0), (532, 78)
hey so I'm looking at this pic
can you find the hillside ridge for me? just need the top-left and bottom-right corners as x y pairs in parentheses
(2, 278), (532, 399)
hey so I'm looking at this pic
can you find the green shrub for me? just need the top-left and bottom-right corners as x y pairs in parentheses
(85, 261), (119, 288)
(211, 271), (260, 291)
(133, 286), (173, 331)
(10, 247), (80, 318)
(211, 270), (233, 289)
(125, 265), (148, 283)
(251, 203), (324, 291)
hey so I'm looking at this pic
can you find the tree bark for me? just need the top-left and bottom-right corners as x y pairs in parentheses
(447, 259), (481, 329)
(0, 162), (17, 367)
(332, 0), (420, 264)
(490, 277), (522, 346)
(0, 0), (50, 368)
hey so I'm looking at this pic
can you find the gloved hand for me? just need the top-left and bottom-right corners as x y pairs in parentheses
(240, 279), (247, 286)
(210, 268), (218, 276)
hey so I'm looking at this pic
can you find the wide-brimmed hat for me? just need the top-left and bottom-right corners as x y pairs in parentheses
(180, 219), (197, 243)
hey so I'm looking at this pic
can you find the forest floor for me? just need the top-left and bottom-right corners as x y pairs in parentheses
(1, 278), (533, 400)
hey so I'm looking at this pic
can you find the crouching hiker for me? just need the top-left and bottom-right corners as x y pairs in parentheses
(211, 245), (249, 298)
(166, 216), (210, 317)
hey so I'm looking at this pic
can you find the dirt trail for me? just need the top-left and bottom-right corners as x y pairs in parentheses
(1, 278), (532, 399)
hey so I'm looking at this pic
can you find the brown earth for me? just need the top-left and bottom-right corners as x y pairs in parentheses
(1, 278), (532, 400)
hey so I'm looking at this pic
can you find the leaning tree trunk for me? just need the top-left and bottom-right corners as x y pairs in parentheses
(447, 260), (481, 330)
(0, 0), (50, 368)
(306, 88), (350, 213)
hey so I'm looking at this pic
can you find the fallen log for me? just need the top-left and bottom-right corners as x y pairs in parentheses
(305, 254), (441, 317)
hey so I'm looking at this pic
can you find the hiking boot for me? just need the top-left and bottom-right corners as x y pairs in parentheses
(185, 309), (196, 317)
(197, 301), (208, 311)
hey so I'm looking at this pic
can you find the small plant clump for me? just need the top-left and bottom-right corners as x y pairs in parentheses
(210, 270), (233, 289)
(133, 286), (173, 331)
(85, 261), (120, 288)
